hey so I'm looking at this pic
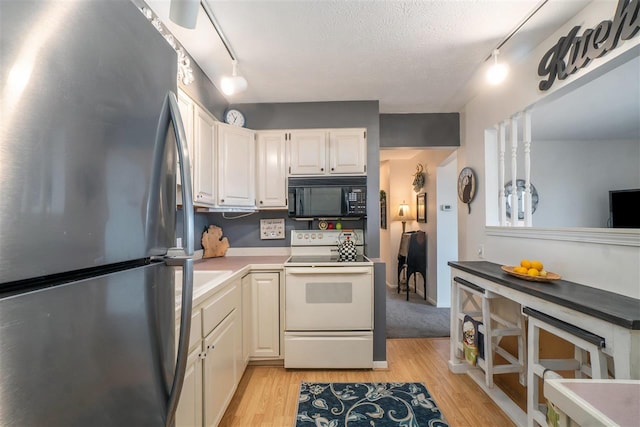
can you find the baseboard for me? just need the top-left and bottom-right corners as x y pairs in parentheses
(373, 360), (388, 369)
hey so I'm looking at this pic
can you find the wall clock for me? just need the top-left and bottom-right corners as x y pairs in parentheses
(224, 108), (245, 127)
(457, 167), (477, 214)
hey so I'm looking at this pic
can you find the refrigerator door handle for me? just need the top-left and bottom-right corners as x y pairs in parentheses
(165, 91), (195, 427)
(165, 257), (193, 427)
(168, 90), (194, 258)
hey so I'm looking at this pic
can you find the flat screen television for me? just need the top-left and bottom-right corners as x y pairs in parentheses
(609, 189), (640, 228)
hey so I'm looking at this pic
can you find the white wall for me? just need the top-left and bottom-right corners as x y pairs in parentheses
(437, 152), (458, 307)
(531, 139), (640, 228)
(459, 0), (640, 298)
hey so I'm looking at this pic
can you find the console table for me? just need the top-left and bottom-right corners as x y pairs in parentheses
(448, 261), (640, 426)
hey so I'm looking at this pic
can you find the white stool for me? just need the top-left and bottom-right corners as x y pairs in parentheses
(451, 277), (527, 388)
(524, 307), (608, 427)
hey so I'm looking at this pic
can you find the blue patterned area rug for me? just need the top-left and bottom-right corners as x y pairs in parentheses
(295, 382), (449, 427)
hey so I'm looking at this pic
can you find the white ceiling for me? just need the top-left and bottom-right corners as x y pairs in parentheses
(147, 0), (593, 113)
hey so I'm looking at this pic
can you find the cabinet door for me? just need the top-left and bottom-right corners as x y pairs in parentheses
(256, 131), (287, 208)
(250, 272), (280, 358)
(241, 274), (252, 368)
(329, 129), (367, 174)
(203, 311), (238, 427)
(193, 107), (217, 206)
(289, 130), (327, 175)
(175, 346), (203, 427)
(176, 90), (194, 203)
(217, 123), (256, 207)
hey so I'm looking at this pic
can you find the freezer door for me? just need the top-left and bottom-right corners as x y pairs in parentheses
(0, 262), (175, 426)
(0, 0), (178, 283)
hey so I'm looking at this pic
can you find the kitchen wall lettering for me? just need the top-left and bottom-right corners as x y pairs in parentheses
(537, 0), (639, 91)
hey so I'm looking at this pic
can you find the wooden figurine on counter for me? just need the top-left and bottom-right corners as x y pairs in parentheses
(201, 225), (230, 258)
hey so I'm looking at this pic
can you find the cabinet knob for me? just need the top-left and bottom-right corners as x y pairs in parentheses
(260, 200), (263, 204)
(320, 168), (324, 171)
(331, 167), (334, 171)
(221, 199), (224, 203)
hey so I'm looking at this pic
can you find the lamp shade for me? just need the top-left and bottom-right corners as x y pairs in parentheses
(169, 0), (199, 29)
(394, 201), (411, 221)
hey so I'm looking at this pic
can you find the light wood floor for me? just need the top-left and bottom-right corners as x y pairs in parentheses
(219, 338), (515, 426)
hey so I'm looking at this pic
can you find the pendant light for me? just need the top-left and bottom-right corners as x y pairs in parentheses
(169, 0), (200, 29)
(486, 49), (508, 85)
(220, 60), (248, 96)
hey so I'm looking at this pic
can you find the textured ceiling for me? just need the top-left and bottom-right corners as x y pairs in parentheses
(149, 0), (593, 113)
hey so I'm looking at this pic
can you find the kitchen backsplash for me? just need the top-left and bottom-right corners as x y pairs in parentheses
(176, 210), (365, 249)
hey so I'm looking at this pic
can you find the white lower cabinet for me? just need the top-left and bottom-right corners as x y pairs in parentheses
(175, 278), (243, 427)
(248, 272), (281, 359)
(241, 274), (252, 368)
(203, 311), (238, 427)
(175, 346), (203, 427)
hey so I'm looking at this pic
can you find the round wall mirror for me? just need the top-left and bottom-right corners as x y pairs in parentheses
(505, 179), (539, 220)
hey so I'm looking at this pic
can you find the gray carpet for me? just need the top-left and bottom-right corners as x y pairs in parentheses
(386, 284), (450, 338)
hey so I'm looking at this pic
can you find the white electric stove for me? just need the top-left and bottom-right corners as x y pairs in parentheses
(284, 230), (373, 369)
(285, 229), (372, 266)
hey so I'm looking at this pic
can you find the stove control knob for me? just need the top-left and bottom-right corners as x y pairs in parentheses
(311, 234), (316, 239)
(317, 233), (323, 239)
(304, 233), (309, 239)
(297, 233), (302, 239)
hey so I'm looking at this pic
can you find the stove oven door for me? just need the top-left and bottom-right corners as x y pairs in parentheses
(284, 266), (373, 331)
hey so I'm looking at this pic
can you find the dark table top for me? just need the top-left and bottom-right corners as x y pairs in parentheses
(448, 261), (640, 330)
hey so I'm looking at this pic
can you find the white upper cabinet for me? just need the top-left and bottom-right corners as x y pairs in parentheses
(193, 107), (217, 207)
(176, 90), (217, 208)
(329, 129), (367, 174)
(217, 123), (256, 207)
(256, 131), (287, 208)
(288, 130), (327, 175)
(288, 128), (366, 176)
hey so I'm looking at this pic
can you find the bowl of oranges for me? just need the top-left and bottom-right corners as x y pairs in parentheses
(501, 259), (561, 282)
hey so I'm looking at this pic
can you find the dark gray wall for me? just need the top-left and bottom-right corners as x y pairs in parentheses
(373, 261), (387, 362)
(178, 62), (228, 121)
(380, 113), (460, 147)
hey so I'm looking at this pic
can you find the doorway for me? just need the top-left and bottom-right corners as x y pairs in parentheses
(380, 148), (457, 338)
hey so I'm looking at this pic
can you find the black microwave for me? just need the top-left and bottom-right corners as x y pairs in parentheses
(288, 177), (367, 218)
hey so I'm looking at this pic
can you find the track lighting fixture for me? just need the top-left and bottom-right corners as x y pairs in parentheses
(220, 60), (248, 96)
(486, 49), (509, 85)
(169, 0), (199, 29)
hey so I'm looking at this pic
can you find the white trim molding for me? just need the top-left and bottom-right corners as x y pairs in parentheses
(486, 226), (640, 247)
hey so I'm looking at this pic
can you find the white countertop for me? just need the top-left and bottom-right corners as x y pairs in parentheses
(174, 255), (289, 314)
(544, 379), (640, 427)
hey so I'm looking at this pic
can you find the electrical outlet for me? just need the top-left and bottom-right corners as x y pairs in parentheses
(477, 244), (485, 259)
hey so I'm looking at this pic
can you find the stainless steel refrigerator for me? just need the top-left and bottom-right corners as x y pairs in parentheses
(0, 1), (196, 426)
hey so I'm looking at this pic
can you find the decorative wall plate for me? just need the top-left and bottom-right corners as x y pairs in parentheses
(505, 179), (539, 219)
(457, 167), (476, 214)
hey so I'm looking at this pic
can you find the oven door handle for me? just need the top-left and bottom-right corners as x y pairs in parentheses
(285, 267), (372, 275)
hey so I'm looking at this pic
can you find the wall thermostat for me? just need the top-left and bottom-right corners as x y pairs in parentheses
(260, 218), (285, 240)
(440, 204), (452, 211)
